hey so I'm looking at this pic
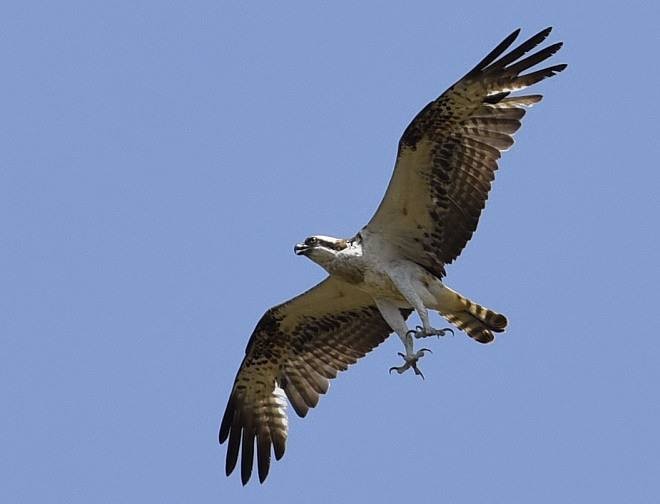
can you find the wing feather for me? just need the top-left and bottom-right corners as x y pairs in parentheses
(282, 379), (309, 418)
(366, 28), (565, 276)
(465, 28), (521, 76)
(463, 117), (522, 134)
(496, 95), (543, 108)
(478, 27), (552, 71)
(219, 277), (409, 484)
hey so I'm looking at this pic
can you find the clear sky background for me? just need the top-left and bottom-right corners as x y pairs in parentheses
(2, 1), (659, 503)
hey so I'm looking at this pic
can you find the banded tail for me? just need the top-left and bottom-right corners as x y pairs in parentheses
(438, 288), (508, 343)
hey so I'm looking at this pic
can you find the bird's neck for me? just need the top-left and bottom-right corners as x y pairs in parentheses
(322, 244), (365, 285)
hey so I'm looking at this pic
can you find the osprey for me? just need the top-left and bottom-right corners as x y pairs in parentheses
(220, 27), (565, 484)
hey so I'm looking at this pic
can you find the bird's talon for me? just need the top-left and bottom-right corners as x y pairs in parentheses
(412, 364), (425, 380)
(389, 346), (432, 378)
(389, 364), (408, 375)
(414, 326), (455, 339)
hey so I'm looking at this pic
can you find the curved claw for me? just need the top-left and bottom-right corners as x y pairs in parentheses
(390, 353), (408, 375)
(389, 364), (408, 375)
(389, 346), (433, 378)
(411, 364), (425, 380)
(410, 326), (457, 339)
(431, 327), (455, 338)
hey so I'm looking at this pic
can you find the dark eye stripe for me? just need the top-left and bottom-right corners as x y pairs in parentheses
(305, 238), (347, 250)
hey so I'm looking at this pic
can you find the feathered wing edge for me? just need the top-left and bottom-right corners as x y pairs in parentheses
(464, 27), (566, 84)
(367, 27), (566, 275)
(219, 369), (289, 485)
(219, 310), (288, 485)
(435, 27), (566, 265)
(219, 279), (411, 485)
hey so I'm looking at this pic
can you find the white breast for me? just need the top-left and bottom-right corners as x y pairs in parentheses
(329, 231), (408, 301)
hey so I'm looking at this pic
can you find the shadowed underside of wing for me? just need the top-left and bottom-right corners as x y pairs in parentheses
(366, 27), (566, 278)
(219, 278), (410, 485)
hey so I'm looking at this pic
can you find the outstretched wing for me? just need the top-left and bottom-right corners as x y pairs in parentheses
(219, 277), (409, 484)
(366, 27), (566, 277)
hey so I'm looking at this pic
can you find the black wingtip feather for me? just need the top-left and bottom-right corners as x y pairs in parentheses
(505, 42), (563, 75)
(257, 433), (271, 484)
(273, 439), (286, 460)
(240, 429), (255, 485)
(225, 420), (241, 477)
(219, 397), (234, 444)
(485, 26), (554, 72)
(465, 28), (521, 77)
(522, 63), (567, 81)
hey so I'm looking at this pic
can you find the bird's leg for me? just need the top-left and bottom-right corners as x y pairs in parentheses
(374, 298), (432, 379)
(386, 304), (450, 378)
(412, 308), (454, 339)
(412, 325), (454, 339)
(388, 333), (432, 379)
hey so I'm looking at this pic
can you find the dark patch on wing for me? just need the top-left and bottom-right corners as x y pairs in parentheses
(367, 27), (566, 276)
(219, 279), (411, 485)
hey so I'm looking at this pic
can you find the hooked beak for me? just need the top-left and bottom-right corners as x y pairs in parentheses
(294, 243), (310, 256)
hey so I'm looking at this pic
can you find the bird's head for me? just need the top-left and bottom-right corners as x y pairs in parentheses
(294, 235), (348, 268)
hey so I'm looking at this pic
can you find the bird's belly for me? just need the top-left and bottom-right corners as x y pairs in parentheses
(358, 269), (407, 302)
(329, 258), (405, 300)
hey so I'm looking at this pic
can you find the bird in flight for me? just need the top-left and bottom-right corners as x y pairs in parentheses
(220, 27), (565, 485)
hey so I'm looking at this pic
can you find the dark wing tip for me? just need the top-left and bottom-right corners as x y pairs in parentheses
(485, 26), (560, 73)
(225, 428), (240, 477)
(534, 63), (567, 78)
(219, 401), (232, 444)
(257, 433), (272, 483)
(465, 28), (522, 77)
(529, 26), (553, 46)
(241, 439), (254, 485)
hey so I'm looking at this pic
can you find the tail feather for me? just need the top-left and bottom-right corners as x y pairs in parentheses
(439, 291), (508, 344)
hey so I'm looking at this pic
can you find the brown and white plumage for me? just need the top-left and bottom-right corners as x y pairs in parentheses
(368, 27), (565, 277)
(220, 278), (411, 484)
(220, 27), (565, 485)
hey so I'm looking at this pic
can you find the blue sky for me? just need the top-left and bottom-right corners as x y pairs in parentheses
(2, 1), (659, 502)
